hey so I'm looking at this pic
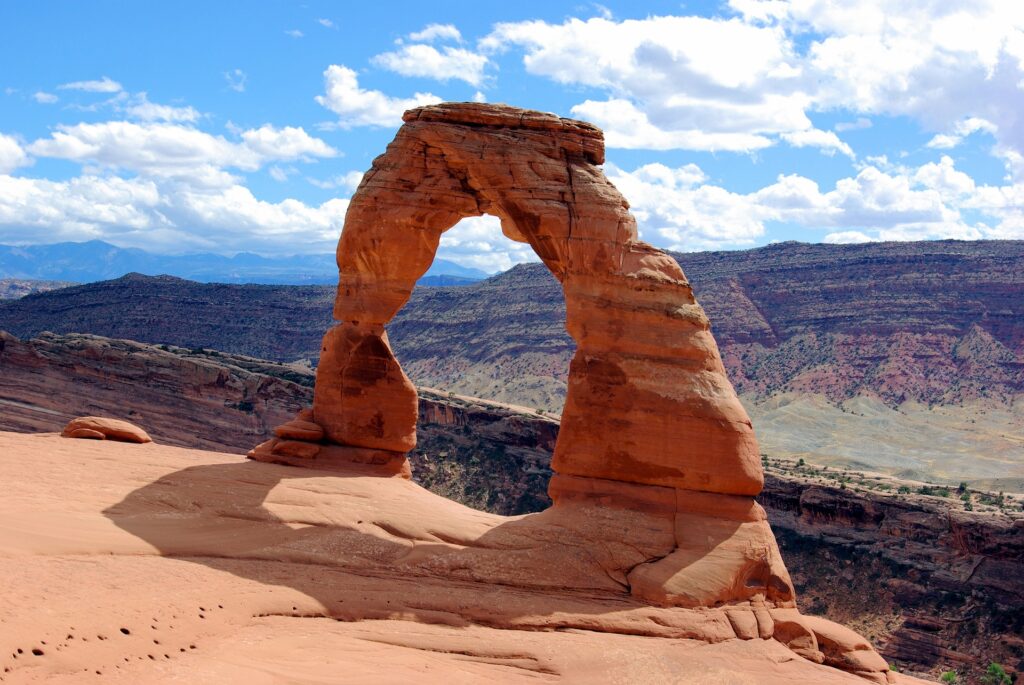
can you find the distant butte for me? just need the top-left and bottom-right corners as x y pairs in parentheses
(243, 102), (916, 683)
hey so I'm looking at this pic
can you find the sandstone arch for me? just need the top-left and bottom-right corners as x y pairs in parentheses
(312, 102), (762, 498)
(245, 105), (897, 680)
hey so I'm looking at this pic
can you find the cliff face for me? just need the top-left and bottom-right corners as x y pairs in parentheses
(389, 240), (1024, 409)
(761, 472), (1023, 677)
(1, 241), (1021, 413)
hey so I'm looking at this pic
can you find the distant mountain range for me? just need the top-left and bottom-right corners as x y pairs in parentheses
(2, 239), (1020, 411)
(1, 239), (1022, 486)
(0, 240), (488, 285)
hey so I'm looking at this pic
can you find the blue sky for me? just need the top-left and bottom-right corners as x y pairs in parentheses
(1, 1), (1022, 272)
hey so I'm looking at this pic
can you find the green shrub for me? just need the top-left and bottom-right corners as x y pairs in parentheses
(981, 662), (1012, 685)
(940, 670), (958, 684)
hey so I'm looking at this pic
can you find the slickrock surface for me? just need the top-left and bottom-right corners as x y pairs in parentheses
(0, 432), (929, 684)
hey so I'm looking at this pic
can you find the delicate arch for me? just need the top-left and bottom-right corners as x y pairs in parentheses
(311, 103), (762, 498)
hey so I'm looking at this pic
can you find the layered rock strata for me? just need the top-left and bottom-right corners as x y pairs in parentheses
(247, 103), (893, 681)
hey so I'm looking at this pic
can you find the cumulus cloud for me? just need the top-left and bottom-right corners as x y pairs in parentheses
(484, 15), (807, 152)
(372, 44), (489, 87)
(32, 91), (58, 104)
(27, 121), (336, 178)
(0, 134), (30, 174)
(317, 18), (335, 29)
(58, 76), (123, 93)
(834, 117), (872, 132)
(408, 23), (462, 43)
(124, 93), (199, 123)
(780, 129), (854, 157)
(603, 155), (1020, 251)
(438, 215), (539, 273)
(0, 172), (349, 254)
(307, 170), (365, 192)
(484, 4), (1024, 157)
(285, 29), (304, 39)
(926, 117), (998, 149)
(315, 65), (441, 128)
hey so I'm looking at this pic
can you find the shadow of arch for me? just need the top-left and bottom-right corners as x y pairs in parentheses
(102, 456), (764, 636)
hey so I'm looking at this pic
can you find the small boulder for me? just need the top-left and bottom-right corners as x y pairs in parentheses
(61, 416), (152, 444)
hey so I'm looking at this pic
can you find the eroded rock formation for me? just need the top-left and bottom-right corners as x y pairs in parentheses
(248, 103), (894, 682)
(62, 416), (152, 444)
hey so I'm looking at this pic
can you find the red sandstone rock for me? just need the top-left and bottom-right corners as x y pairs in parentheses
(247, 102), (891, 682)
(274, 419), (324, 442)
(65, 427), (105, 440)
(62, 416), (151, 444)
(313, 323), (417, 452)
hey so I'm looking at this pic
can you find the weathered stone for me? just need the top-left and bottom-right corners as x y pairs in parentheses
(243, 102), (892, 680)
(62, 416), (152, 444)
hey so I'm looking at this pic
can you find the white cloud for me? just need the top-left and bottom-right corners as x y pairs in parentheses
(240, 124), (337, 160)
(823, 230), (875, 244)
(58, 76), (123, 93)
(485, 16), (807, 152)
(308, 170), (365, 191)
(317, 18), (335, 29)
(438, 215), (539, 273)
(473, 91), (487, 103)
(408, 23), (462, 43)
(27, 121), (336, 178)
(0, 172), (349, 254)
(571, 99), (774, 152)
(780, 128), (854, 157)
(285, 29), (304, 39)
(124, 93), (199, 123)
(33, 91), (58, 104)
(224, 69), (247, 93)
(372, 44), (489, 87)
(484, 5), (1024, 157)
(315, 65), (441, 128)
(0, 134), (30, 174)
(268, 165), (298, 182)
(834, 117), (872, 132)
(602, 154), (1019, 250)
(926, 116), (998, 149)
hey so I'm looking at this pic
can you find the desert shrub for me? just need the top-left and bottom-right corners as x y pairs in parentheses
(898, 485), (911, 494)
(980, 662), (1012, 685)
(940, 670), (958, 684)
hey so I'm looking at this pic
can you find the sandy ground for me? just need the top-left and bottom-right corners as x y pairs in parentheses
(0, 431), (926, 684)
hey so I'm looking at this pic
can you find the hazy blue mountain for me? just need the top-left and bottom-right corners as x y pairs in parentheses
(0, 240), (488, 285)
